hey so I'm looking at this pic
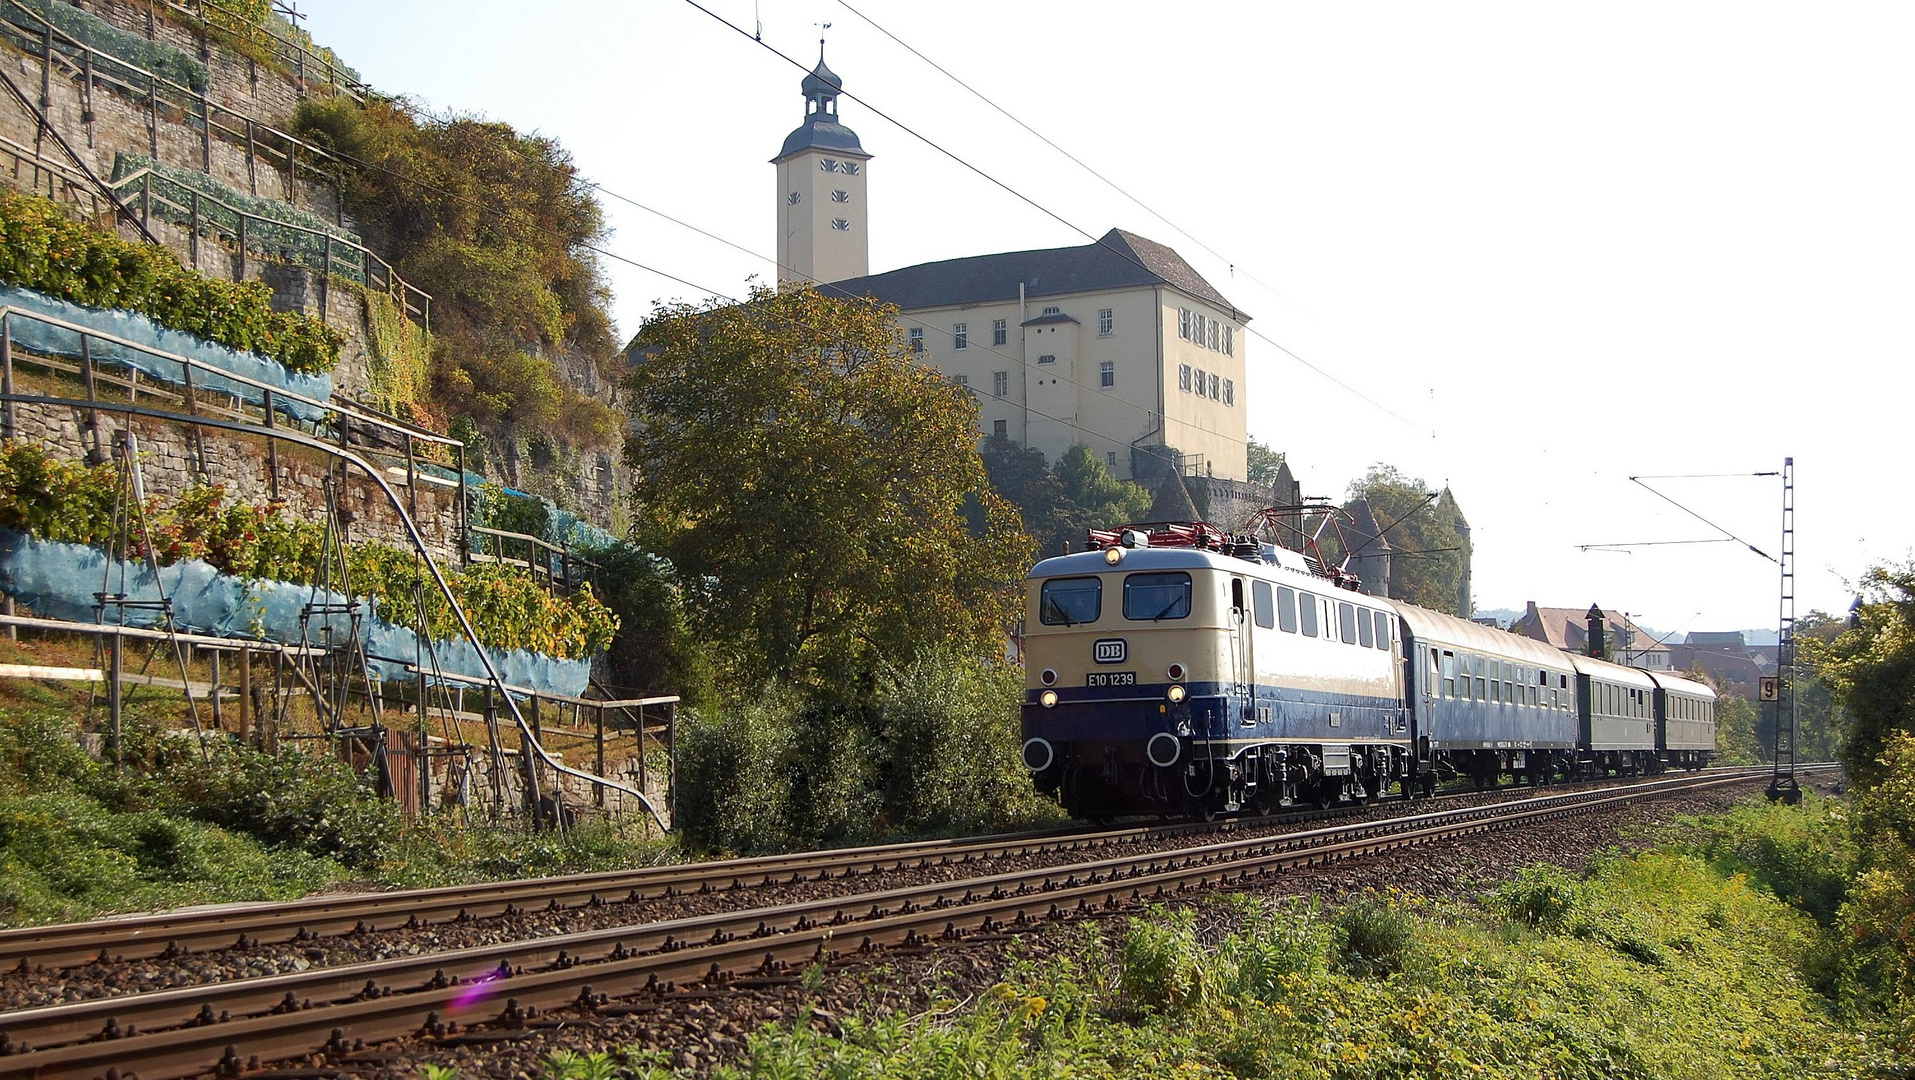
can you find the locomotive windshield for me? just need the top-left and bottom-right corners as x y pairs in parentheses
(1039, 576), (1102, 625)
(1124, 572), (1192, 621)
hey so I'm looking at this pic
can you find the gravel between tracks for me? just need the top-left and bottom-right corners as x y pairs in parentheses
(0, 778), (1691, 1011)
(331, 772), (1830, 1079)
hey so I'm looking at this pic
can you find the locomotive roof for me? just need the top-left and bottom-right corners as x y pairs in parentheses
(1387, 601), (1576, 672)
(1028, 546), (1276, 578)
(1569, 652), (1659, 689)
(1645, 669), (1718, 699)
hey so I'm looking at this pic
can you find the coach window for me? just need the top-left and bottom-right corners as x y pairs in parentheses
(1124, 572), (1192, 621)
(1441, 651), (1457, 698)
(1373, 610), (1392, 650)
(1276, 586), (1297, 632)
(1338, 602), (1358, 644)
(1039, 577), (1101, 626)
(1253, 581), (1275, 629)
(1475, 660), (1487, 701)
(1297, 591), (1319, 637)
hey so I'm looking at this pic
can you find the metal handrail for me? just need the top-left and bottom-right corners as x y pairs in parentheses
(0, 0), (429, 321)
(468, 524), (601, 591)
(160, 0), (368, 100)
(114, 164), (431, 323)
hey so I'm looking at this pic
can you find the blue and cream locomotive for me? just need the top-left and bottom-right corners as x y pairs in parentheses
(1020, 525), (1717, 819)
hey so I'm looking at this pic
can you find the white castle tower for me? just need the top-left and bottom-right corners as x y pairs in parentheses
(773, 48), (870, 286)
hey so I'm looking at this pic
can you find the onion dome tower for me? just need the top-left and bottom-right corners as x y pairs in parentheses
(773, 47), (871, 287)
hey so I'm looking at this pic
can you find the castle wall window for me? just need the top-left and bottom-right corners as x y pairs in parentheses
(1208, 319), (1220, 351)
(1042, 305), (1061, 317)
(954, 373), (969, 386)
(992, 319), (1008, 346)
(1038, 354), (1056, 365)
(820, 158), (841, 172)
(1209, 372), (1221, 399)
(1195, 367), (1206, 394)
(909, 327), (924, 353)
(1107, 451), (1118, 469)
(953, 323), (968, 350)
(787, 191), (800, 205)
(1179, 363), (1192, 392)
(1223, 378), (1235, 406)
(1179, 308), (1192, 340)
(1223, 326), (1234, 356)
(831, 219), (851, 231)
(1098, 308), (1113, 335)
(831, 190), (850, 203)
(844, 162), (860, 175)
(993, 419), (1007, 438)
(993, 371), (1008, 397)
(1099, 361), (1115, 388)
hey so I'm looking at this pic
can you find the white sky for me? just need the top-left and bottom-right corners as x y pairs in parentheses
(303, 0), (1913, 633)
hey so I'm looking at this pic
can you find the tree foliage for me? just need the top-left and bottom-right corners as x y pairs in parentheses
(979, 437), (1151, 559)
(1812, 563), (1915, 785)
(292, 98), (620, 450)
(1321, 463), (1472, 615)
(1246, 437), (1285, 487)
(623, 286), (1029, 693)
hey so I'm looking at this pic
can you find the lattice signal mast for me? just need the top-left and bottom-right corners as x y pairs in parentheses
(1766, 457), (1800, 804)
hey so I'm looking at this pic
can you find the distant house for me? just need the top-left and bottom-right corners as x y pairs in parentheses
(1666, 646), (1765, 695)
(1684, 631), (1748, 653)
(1511, 602), (1672, 671)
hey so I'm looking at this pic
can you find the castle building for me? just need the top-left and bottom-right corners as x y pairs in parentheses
(773, 52), (871, 286)
(772, 54), (1249, 483)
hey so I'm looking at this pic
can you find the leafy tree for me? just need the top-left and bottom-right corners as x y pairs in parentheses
(1246, 437), (1285, 487)
(977, 438), (1150, 559)
(1714, 693), (1763, 765)
(1812, 563), (1915, 785)
(292, 98), (620, 451)
(623, 286), (1029, 694)
(1322, 464), (1471, 615)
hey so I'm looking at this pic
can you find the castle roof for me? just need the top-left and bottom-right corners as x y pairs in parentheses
(822, 228), (1246, 317)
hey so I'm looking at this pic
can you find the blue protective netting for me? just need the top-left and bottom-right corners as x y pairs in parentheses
(0, 530), (590, 697)
(0, 286), (334, 423)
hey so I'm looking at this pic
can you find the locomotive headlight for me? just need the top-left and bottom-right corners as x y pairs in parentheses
(1040, 690), (1059, 708)
(1103, 547), (1123, 565)
(1167, 663), (1186, 681)
(1040, 668), (1058, 686)
(1166, 685), (1186, 704)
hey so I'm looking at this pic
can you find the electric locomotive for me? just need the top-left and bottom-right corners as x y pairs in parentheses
(1021, 522), (1718, 820)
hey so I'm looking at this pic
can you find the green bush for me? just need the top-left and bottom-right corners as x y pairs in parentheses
(1683, 795), (1854, 925)
(150, 738), (398, 869)
(670, 693), (803, 854)
(0, 189), (344, 373)
(1496, 863), (1581, 931)
(1119, 906), (1213, 1013)
(1336, 891), (1416, 976)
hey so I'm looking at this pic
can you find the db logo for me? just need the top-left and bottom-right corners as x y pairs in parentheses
(1093, 639), (1128, 664)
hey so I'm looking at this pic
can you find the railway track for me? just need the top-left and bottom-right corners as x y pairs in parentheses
(0, 765), (1817, 1080)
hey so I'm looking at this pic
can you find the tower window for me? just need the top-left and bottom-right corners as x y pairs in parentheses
(992, 319), (1008, 346)
(1223, 326), (1234, 356)
(953, 323), (968, 350)
(909, 327), (924, 353)
(831, 190), (850, 203)
(844, 162), (860, 175)
(787, 191), (800, 205)
(993, 419), (1007, 437)
(992, 371), (1008, 397)
(831, 219), (851, 231)
(1098, 308), (1113, 335)
(1107, 451), (1118, 469)
(820, 158), (841, 172)
(1099, 361), (1114, 388)
(1037, 354), (1056, 365)
(1042, 305), (1061, 317)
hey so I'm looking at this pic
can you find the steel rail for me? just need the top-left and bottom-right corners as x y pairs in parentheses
(0, 766), (1817, 1077)
(0, 804), (1357, 971)
(0, 765), (1752, 972)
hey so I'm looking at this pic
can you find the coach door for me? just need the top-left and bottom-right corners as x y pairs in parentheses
(1230, 577), (1253, 724)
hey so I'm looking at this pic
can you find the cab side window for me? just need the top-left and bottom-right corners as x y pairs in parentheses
(1298, 591), (1319, 637)
(1276, 586), (1298, 632)
(1252, 580), (1275, 629)
(1338, 602), (1358, 644)
(1373, 610), (1392, 650)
